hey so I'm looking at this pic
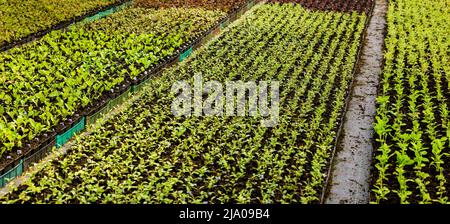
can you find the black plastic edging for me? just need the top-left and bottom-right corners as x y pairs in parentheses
(23, 139), (55, 171)
(0, 0), (260, 189)
(0, 0), (132, 53)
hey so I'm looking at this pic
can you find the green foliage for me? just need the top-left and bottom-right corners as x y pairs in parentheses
(0, 3), (367, 204)
(371, 0), (450, 204)
(0, 7), (225, 158)
(0, 0), (122, 46)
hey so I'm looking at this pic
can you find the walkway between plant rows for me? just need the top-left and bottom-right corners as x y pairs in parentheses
(324, 0), (388, 204)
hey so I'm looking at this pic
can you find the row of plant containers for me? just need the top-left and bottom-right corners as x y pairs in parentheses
(0, 0), (132, 53)
(0, 0), (260, 188)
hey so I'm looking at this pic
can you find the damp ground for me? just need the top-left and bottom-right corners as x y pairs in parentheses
(325, 0), (388, 204)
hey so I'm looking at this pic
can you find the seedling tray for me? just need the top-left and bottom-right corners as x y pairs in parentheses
(56, 117), (86, 148)
(0, 160), (23, 188)
(110, 87), (131, 109)
(23, 140), (56, 171)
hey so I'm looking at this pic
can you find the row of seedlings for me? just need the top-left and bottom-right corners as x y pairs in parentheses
(0, 0), (260, 188)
